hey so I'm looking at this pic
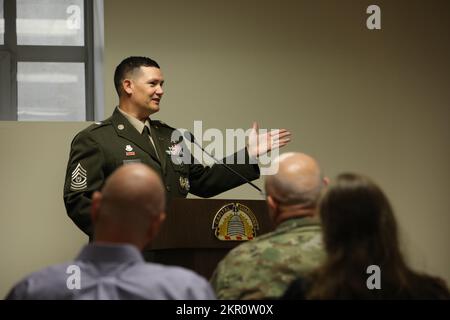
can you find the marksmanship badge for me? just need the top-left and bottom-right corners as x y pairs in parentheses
(212, 203), (259, 241)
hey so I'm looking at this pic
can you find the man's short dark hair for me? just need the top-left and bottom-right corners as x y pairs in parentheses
(114, 56), (160, 96)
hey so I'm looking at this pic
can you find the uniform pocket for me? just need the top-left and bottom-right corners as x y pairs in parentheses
(170, 158), (188, 173)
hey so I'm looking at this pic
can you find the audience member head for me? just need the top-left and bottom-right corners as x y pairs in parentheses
(90, 163), (166, 250)
(308, 173), (450, 299)
(319, 173), (399, 263)
(264, 152), (328, 225)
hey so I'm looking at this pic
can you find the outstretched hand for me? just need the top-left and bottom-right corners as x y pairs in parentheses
(247, 122), (291, 158)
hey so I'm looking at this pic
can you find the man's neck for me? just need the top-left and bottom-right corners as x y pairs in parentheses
(93, 234), (146, 251)
(274, 204), (316, 226)
(118, 104), (150, 123)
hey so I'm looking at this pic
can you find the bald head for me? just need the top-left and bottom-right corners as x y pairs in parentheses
(92, 163), (166, 246)
(265, 153), (324, 208)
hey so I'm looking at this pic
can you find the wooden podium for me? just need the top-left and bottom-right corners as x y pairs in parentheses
(147, 198), (273, 279)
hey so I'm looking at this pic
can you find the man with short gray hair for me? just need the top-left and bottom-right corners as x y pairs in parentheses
(211, 152), (327, 299)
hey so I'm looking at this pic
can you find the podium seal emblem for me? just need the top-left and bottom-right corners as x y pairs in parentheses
(212, 203), (259, 241)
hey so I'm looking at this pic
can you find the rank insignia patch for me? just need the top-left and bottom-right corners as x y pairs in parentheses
(71, 163), (87, 191)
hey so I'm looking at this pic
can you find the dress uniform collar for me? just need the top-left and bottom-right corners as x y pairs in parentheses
(117, 107), (150, 135)
(111, 107), (161, 164)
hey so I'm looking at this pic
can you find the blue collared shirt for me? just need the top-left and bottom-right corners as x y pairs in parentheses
(6, 243), (216, 300)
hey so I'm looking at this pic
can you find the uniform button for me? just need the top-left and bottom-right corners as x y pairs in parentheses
(166, 185), (171, 192)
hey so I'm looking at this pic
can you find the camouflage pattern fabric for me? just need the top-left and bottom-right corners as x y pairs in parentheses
(211, 216), (324, 300)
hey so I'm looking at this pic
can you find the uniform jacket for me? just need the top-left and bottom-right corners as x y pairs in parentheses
(64, 108), (260, 237)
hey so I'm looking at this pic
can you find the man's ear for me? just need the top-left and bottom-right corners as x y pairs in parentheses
(91, 191), (102, 224)
(267, 195), (277, 213)
(123, 79), (133, 95)
(147, 212), (166, 241)
(323, 176), (330, 186)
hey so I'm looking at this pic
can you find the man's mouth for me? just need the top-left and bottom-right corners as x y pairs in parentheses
(152, 98), (161, 104)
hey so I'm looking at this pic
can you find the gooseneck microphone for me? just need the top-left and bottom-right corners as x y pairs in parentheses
(182, 131), (264, 196)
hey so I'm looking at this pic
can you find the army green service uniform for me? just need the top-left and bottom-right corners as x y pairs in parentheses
(64, 107), (260, 237)
(210, 216), (324, 300)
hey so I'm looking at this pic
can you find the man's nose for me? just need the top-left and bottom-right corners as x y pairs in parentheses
(156, 85), (164, 95)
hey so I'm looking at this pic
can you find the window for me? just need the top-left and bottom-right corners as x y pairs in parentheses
(0, 0), (103, 121)
(0, 0), (4, 44)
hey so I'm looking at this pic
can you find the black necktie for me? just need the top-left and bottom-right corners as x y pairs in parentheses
(142, 125), (159, 160)
(142, 125), (151, 138)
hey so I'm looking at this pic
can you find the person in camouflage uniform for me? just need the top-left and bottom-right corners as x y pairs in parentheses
(210, 152), (328, 299)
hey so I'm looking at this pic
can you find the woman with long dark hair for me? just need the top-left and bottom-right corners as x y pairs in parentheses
(283, 173), (449, 299)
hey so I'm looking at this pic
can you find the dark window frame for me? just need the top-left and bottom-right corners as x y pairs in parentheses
(0, 0), (95, 121)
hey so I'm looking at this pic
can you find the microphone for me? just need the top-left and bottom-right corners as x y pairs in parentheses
(182, 131), (264, 196)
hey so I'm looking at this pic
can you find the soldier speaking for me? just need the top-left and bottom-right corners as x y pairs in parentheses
(63, 56), (291, 238)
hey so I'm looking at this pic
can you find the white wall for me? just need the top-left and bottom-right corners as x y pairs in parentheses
(1, 0), (449, 297)
(0, 123), (88, 296)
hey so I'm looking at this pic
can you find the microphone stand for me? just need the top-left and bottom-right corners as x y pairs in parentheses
(184, 132), (265, 197)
